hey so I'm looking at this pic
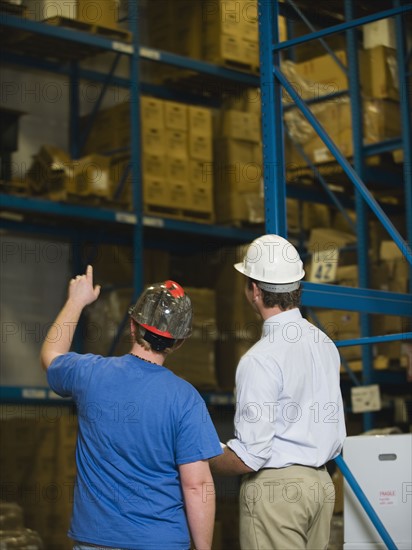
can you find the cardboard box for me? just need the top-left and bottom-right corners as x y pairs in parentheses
(203, 33), (259, 69)
(189, 134), (213, 161)
(141, 127), (166, 155)
(166, 157), (189, 185)
(165, 338), (218, 389)
(343, 434), (412, 546)
(143, 176), (170, 207)
(140, 96), (164, 130)
(363, 18), (396, 49)
(189, 159), (214, 187)
(221, 110), (261, 142)
(363, 46), (399, 101)
(188, 106), (213, 137)
(67, 154), (110, 197)
(166, 130), (188, 159)
(169, 182), (191, 209)
(77, 0), (120, 29)
(214, 189), (264, 224)
(216, 338), (253, 391)
(285, 96), (401, 165)
(190, 185), (214, 214)
(28, 0), (76, 20)
(294, 50), (352, 98)
(164, 101), (188, 131)
(302, 203), (331, 231)
(308, 228), (357, 257)
(142, 153), (166, 179)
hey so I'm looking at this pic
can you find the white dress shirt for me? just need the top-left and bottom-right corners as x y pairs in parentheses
(227, 308), (346, 470)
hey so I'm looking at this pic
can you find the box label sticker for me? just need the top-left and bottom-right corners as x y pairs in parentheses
(379, 490), (397, 506)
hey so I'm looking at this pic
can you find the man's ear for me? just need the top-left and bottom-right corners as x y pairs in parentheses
(251, 281), (261, 300)
(130, 319), (136, 336)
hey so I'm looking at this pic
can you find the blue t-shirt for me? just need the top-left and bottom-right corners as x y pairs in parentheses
(47, 353), (222, 549)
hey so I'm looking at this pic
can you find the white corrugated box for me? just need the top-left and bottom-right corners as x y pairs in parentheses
(343, 434), (412, 548)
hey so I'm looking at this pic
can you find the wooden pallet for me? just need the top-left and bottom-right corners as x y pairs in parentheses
(0, 179), (29, 196)
(45, 16), (132, 43)
(144, 204), (215, 224)
(218, 58), (260, 75)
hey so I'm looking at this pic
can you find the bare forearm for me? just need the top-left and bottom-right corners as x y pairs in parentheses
(183, 483), (215, 550)
(209, 446), (254, 476)
(40, 298), (83, 369)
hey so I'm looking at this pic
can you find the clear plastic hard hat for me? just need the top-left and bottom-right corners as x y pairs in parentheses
(129, 280), (192, 339)
(234, 234), (305, 289)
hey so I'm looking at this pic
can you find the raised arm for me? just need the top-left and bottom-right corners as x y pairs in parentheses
(179, 459), (215, 550)
(40, 265), (101, 370)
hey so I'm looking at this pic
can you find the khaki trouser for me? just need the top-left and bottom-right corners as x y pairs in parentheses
(239, 465), (335, 550)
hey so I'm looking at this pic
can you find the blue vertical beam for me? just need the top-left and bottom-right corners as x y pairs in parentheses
(395, 0), (412, 295)
(345, 0), (374, 431)
(258, 0), (287, 236)
(69, 61), (80, 159)
(128, 0), (143, 300)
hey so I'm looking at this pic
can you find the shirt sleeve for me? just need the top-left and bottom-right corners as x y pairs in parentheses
(175, 389), (223, 465)
(47, 352), (97, 398)
(227, 353), (281, 471)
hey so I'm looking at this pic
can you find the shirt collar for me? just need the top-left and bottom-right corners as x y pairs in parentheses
(262, 308), (302, 337)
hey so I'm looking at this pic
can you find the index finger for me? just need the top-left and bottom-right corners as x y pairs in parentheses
(86, 265), (93, 281)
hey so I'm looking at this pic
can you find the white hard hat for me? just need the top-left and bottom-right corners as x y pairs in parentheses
(234, 234), (305, 292)
(129, 280), (192, 340)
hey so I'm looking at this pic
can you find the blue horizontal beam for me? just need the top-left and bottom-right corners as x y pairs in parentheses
(302, 281), (412, 316)
(142, 215), (261, 242)
(336, 332), (412, 348)
(0, 194), (261, 242)
(363, 138), (403, 157)
(273, 5), (412, 51)
(139, 47), (260, 86)
(0, 194), (137, 224)
(1, 13), (134, 54)
(0, 386), (69, 403)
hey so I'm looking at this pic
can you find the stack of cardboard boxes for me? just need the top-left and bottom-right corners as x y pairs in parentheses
(143, 0), (286, 72)
(214, 89), (263, 224)
(141, 96), (214, 219)
(0, 411), (78, 550)
(284, 44), (401, 167)
(28, 0), (121, 30)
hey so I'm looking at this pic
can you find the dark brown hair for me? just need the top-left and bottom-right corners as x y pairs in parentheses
(248, 278), (302, 311)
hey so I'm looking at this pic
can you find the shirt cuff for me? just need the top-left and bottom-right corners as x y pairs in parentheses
(226, 438), (264, 471)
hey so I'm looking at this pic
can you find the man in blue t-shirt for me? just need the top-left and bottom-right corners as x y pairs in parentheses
(41, 266), (222, 550)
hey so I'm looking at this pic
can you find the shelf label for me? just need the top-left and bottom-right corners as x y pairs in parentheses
(112, 42), (134, 54)
(139, 47), (161, 61)
(351, 384), (381, 413)
(22, 388), (47, 399)
(310, 247), (339, 283)
(115, 212), (137, 224)
(143, 216), (165, 228)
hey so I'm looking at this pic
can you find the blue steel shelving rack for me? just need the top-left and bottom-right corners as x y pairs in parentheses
(0, 7), (263, 403)
(259, 3), (412, 547)
(1, 3), (411, 407)
(258, 0), (412, 432)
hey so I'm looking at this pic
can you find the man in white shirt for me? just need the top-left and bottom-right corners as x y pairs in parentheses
(210, 234), (346, 550)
